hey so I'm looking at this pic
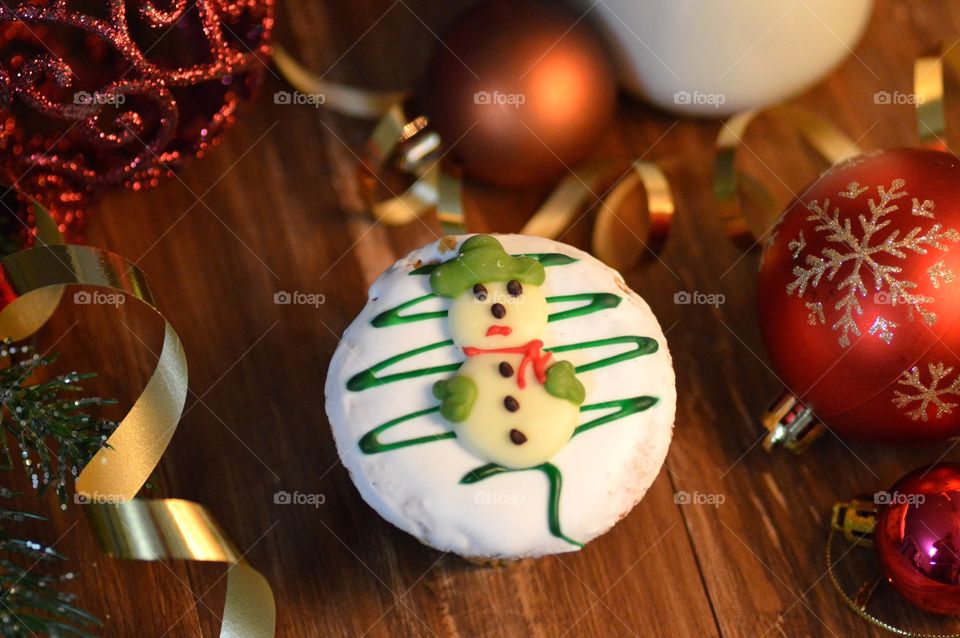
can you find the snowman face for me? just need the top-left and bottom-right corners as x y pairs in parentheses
(447, 280), (548, 349)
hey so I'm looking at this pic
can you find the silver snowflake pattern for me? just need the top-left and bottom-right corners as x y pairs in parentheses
(805, 301), (825, 326)
(868, 316), (897, 344)
(840, 182), (867, 199)
(913, 198), (935, 218)
(788, 231), (806, 259)
(893, 362), (960, 421)
(786, 179), (959, 347)
(929, 260), (956, 288)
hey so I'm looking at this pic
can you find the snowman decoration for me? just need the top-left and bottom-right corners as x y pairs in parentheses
(430, 235), (586, 470)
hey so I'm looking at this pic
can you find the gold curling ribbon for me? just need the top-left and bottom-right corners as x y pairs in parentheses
(521, 162), (611, 239)
(589, 160), (673, 265)
(714, 104), (862, 247)
(88, 500), (275, 638)
(720, 46), (960, 246)
(0, 213), (275, 636)
(915, 54), (946, 149)
(520, 159), (673, 266)
(826, 509), (960, 637)
(272, 45), (407, 119)
(275, 49), (673, 260)
(1, 243), (181, 498)
(359, 100), (467, 233)
(0, 200), (65, 341)
(914, 45), (960, 151)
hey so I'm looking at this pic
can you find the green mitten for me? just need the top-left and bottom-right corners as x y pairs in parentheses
(433, 375), (478, 422)
(544, 361), (585, 405)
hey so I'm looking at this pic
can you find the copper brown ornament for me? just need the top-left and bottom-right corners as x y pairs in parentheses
(418, 0), (616, 188)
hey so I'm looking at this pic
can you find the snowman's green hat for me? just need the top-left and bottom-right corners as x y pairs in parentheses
(429, 235), (545, 298)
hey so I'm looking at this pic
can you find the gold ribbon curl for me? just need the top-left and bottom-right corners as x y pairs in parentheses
(915, 54), (946, 149)
(714, 104), (862, 248)
(88, 499), (275, 638)
(272, 45), (407, 120)
(0, 213), (275, 637)
(914, 44), (960, 151)
(717, 45), (960, 246)
(0, 200), (66, 341)
(274, 49), (674, 263)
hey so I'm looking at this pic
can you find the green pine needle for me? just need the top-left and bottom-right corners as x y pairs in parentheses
(0, 340), (114, 637)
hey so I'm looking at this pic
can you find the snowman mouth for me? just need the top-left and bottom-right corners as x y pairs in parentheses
(486, 325), (513, 337)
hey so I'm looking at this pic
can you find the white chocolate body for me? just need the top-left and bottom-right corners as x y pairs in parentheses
(453, 353), (579, 469)
(325, 235), (676, 559)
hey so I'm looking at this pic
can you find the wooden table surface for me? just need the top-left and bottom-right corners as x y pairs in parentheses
(16, 1), (960, 636)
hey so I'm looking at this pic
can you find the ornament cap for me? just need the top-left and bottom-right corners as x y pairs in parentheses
(760, 391), (825, 453)
(831, 498), (877, 547)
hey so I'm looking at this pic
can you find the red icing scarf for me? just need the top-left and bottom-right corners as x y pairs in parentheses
(462, 339), (552, 389)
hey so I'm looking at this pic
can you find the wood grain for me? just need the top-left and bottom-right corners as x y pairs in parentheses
(10, 1), (960, 636)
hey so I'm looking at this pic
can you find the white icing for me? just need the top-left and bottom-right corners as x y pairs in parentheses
(325, 234), (676, 559)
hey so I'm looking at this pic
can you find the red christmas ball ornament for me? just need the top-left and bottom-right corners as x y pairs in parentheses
(758, 148), (960, 448)
(419, 0), (617, 187)
(875, 463), (960, 615)
(0, 0), (273, 220)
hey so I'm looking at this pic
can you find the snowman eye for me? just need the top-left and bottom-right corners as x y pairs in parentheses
(473, 284), (488, 301)
(507, 280), (522, 297)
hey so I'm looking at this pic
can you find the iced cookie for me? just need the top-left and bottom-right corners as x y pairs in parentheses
(325, 235), (675, 559)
